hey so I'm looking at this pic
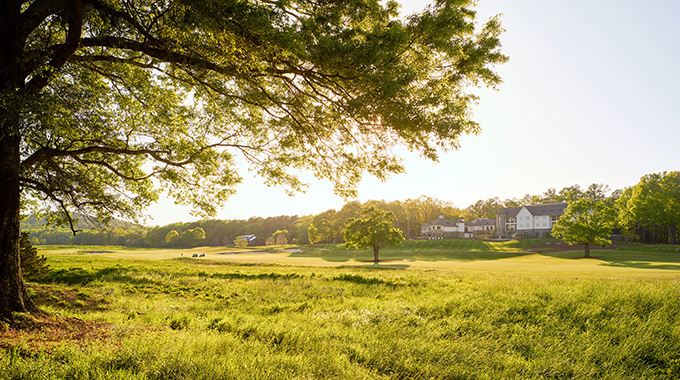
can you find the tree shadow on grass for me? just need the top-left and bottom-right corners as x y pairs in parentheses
(42, 265), (196, 286)
(538, 250), (680, 272)
(599, 261), (680, 271)
(42, 266), (139, 285)
(288, 248), (530, 263)
(337, 264), (411, 270)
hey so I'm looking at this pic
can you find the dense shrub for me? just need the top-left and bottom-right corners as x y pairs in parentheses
(20, 232), (50, 280)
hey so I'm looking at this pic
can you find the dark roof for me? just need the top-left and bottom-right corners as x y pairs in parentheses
(525, 202), (568, 216)
(465, 218), (496, 226)
(497, 202), (567, 218)
(497, 207), (520, 218)
(421, 218), (460, 228)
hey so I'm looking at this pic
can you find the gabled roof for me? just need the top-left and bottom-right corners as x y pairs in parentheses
(465, 218), (496, 226)
(241, 234), (258, 242)
(421, 218), (461, 228)
(497, 202), (567, 218)
(497, 207), (520, 218)
(524, 202), (567, 216)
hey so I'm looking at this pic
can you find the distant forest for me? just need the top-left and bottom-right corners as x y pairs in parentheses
(21, 175), (680, 247)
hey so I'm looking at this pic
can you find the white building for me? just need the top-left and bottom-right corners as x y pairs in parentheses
(464, 218), (497, 238)
(421, 216), (496, 239)
(421, 216), (465, 238)
(496, 203), (567, 238)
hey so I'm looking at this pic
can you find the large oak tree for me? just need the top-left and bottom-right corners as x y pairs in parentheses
(0, 0), (506, 316)
(344, 206), (404, 264)
(552, 198), (617, 258)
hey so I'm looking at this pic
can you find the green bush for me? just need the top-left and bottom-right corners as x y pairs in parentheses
(20, 232), (50, 280)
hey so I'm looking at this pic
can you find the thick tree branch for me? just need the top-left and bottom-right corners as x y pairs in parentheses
(84, 0), (158, 44)
(17, 0), (66, 41)
(20, 140), (257, 173)
(80, 36), (244, 76)
(19, 176), (80, 235)
(70, 54), (157, 70)
(71, 156), (159, 182)
(25, 0), (85, 94)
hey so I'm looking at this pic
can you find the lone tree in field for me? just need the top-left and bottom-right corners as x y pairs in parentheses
(344, 206), (404, 264)
(0, 0), (506, 317)
(552, 198), (617, 258)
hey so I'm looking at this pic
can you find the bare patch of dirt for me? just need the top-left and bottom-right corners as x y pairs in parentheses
(0, 284), (118, 354)
(28, 283), (110, 311)
(0, 313), (114, 353)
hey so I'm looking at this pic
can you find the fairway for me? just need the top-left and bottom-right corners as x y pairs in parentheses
(39, 239), (680, 276)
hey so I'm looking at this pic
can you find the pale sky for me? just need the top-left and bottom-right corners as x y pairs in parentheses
(146, 0), (680, 226)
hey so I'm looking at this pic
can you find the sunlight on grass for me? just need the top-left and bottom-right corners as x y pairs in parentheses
(36, 239), (680, 276)
(4, 246), (680, 379)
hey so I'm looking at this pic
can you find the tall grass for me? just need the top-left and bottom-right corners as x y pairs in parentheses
(2, 251), (680, 379)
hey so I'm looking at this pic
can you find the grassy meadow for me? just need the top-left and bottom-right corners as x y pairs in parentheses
(2, 239), (680, 379)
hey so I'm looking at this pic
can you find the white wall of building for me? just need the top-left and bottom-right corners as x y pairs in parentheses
(421, 222), (465, 234)
(516, 208), (534, 231)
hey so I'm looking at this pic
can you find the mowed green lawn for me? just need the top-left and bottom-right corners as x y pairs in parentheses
(40, 238), (680, 276)
(2, 239), (679, 379)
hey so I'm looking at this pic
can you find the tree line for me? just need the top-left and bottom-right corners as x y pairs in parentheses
(22, 170), (680, 247)
(24, 215), (306, 248)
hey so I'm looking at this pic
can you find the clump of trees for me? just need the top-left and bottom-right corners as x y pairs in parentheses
(546, 174), (679, 247)
(145, 216), (303, 247)
(617, 172), (679, 244)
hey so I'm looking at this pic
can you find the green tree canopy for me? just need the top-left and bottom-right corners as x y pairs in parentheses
(551, 198), (617, 258)
(234, 236), (249, 248)
(308, 209), (338, 244)
(181, 227), (206, 247)
(344, 206), (404, 264)
(1, 0), (505, 315)
(627, 171), (680, 244)
(272, 230), (289, 245)
(465, 197), (503, 220)
(165, 230), (180, 247)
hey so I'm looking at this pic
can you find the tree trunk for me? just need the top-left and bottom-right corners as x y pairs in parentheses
(373, 245), (380, 265)
(0, 2), (42, 318)
(0, 133), (39, 317)
(584, 243), (590, 258)
(670, 224), (677, 245)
